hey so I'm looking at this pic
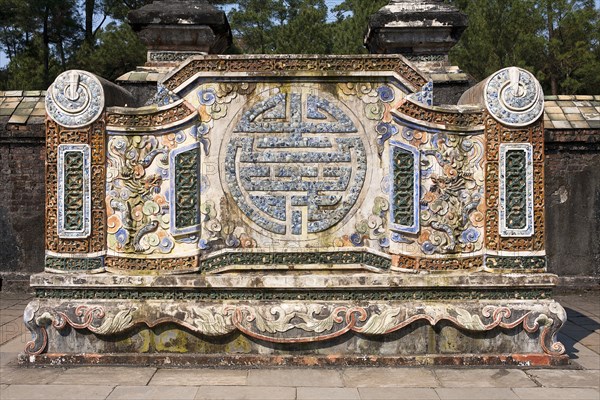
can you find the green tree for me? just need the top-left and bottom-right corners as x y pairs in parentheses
(74, 22), (146, 81)
(228, 0), (332, 54)
(0, 0), (149, 89)
(273, 0), (332, 54)
(330, 0), (387, 54)
(448, 0), (600, 95)
(228, 0), (280, 53)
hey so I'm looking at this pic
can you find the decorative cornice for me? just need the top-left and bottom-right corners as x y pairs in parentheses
(393, 97), (484, 132)
(161, 55), (429, 93)
(106, 100), (197, 132)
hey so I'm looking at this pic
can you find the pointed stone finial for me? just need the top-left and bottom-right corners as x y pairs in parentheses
(128, 0), (232, 63)
(365, 0), (467, 64)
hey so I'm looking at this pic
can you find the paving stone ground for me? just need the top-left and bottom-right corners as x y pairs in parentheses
(0, 292), (598, 400)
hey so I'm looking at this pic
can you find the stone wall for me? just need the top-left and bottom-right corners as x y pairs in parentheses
(545, 129), (600, 277)
(0, 121), (45, 290)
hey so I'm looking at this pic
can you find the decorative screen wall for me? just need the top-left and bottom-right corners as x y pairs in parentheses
(43, 60), (546, 274)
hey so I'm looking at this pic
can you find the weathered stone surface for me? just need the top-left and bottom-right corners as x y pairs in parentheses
(342, 368), (437, 387)
(526, 369), (600, 388)
(247, 369), (343, 387)
(0, 365), (64, 385)
(297, 387), (360, 400)
(511, 388), (600, 400)
(50, 366), (156, 386)
(150, 369), (247, 386)
(128, 0), (231, 54)
(193, 386), (296, 400)
(365, 0), (467, 56)
(108, 386), (199, 400)
(358, 388), (440, 400)
(435, 388), (519, 400)
(0, 384), (115, 400)
(434, 369), (537, 388)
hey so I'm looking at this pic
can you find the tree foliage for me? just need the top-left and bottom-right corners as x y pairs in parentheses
(228, 0), (331, 54)
(330, 0), (388, 54)
(1, 0), (598, 94)
(448, 0), (600, 94)
(0, 0), (150, 90)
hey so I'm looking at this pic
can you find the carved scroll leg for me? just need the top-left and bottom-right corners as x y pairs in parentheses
(524, 301), (567, 356)
(541, 301), (567, 355)
(23, 301), (51, 356)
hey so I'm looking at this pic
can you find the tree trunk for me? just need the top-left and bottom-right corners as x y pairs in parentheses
(546, 1), (558, 95)
(85, 0), (95, 45)
(58, 37), (66, 70)
(43, 5), (50, 87)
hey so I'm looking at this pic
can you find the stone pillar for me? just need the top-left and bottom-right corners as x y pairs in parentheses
(128, 0), (232, 65)
(364, 0), (467, 73)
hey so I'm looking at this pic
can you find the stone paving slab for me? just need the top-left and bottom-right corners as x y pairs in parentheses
(526, 369), (600, 388)
(433, 368), (537, 388)
(0, 384), (115, 400)
(107, 385), (199, 400)
(247, 368), (343, 387)
(51, 366), (157, 386)
(150, 369), (248, 386)
(342, 367), (438, 387)
(0, 309), (25, 317)
(297, 386), (360, 400)
(573, 355), (600, 370)
(193, 385), (296, 400)
(0, 331), (28, 355)
(435, 387), (518, 399)
(0, 353), (17, 367)
(0, 293), (32, 300)
(0, 365), (65, 385)
(358, 387), (440, 400)
(511, 387), (600, 400)
(0, 321), (25, 345)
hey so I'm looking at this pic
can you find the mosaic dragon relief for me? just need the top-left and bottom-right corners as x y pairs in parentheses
(24, 300), (566, 356)
(105, 127), (200, 256)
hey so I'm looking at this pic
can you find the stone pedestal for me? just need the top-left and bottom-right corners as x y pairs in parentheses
(128, 0), (232, 63)
(365, 0), (471, 104)
(24, 272), (567, 366)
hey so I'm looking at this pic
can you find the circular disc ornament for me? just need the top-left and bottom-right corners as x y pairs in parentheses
(45, 70), (105, 128)
(484, 67), (544, 127)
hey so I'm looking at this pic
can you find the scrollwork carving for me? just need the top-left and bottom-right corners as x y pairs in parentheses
(24, 301), (567, 356)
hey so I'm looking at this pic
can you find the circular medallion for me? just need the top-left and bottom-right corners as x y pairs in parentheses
(222, 90), (368, 238)
(484, 67), (544, 127)
(45, 70), (105, 128)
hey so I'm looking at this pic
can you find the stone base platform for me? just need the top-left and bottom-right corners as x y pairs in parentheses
(20, 272), (568, 367)
(20, 353), (569, 368)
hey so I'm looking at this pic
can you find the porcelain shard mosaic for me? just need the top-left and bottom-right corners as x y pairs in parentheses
(98, 80), (499, 263)
(37, 63), (541, 272)
(226, 92), (367, 236)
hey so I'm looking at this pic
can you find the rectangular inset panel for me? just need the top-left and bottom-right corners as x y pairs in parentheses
(389, 140), (419, 234)
(170, 142), (201, 235)
(57, 144), (91, 238)
(499, 143), (533, 237)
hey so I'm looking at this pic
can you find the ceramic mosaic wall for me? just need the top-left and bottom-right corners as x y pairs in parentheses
(44, 58), (545, 274)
